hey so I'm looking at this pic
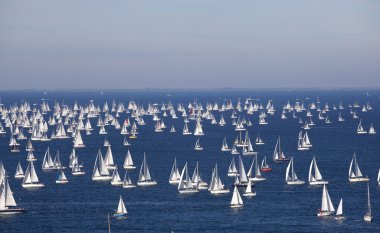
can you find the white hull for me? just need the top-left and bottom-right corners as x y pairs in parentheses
(221, 148), (232, 152)
(137, 181), (157, 187)
(123, 184), (136, 189)
(231, 204), (243, 208)
(334, 215), (346, 220)
(72, 171), (86, 176)
(111, 181), (123, 186)
(243, 192), (256, 197)
(228, 173), (237, 177)
(309, 180), (329, 185)
(349, 177), (369, 182)
(0, 208), (25, 214)
(364, 214), (373, 222)
(317, 211), (334, 217)
(250, 177), (266, 182)
(22, 183), (45, 188)
(56, 180), (69, 184)
(15, 174), (25, 179)
(287, 180), (305, 185)
(179, 189), (199, 194)
(92, 176), (112, 181)
(124, 166), (136, 170)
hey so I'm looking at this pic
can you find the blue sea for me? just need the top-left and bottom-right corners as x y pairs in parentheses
(0, 90), (380, 233)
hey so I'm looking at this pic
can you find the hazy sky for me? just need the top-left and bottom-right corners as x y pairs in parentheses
(1, 0), (379, 89)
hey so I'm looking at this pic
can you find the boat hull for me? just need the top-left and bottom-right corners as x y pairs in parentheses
(230, 204), (243, 208)
(123, 184), (136, 189)
(287, 180), (305, 185)
(210, 189), (230, 194)
(22, 183), (45, 188)
(137, 181), (157, 187)
(317, 210), (334, 217)
(261, 168), (272, 172)
(364, 214), (373, 222)
(243, 192), (256, 197)
(92, 176), (112, 181)
(113, 213), (128, 220)
(309, 180), (329, 185)
(349, 177), (370, 182)
(56, 180), (69, 184)
(0, 208), (26, 215)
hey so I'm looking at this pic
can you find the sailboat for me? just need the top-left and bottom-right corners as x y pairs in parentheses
(348, 153), (369, 182)
(227, 157), (238, 177)
(0, 174), (25, 214)
(243, 179), (256, 197)
(123, 150), (135, 170)
(285, 157), (305, 185)
(334, 198), (345, 220)
(317, 185), (335, 217)
(234, 156), (249, 187)
(260, 156), (272, 172)
(169, 158), (181, 184)
(73, 130), (85, 148)
(191, 162), (208, 189)
(122, 171), (136, 188)
(26, 151), (37, 162)
(273, 137), (290, 162)
(56, 169), (69, 184)
(209, 164), (229, 194)
(92, 149), (112, 181)
(14, 162), (25, 179)
(71, 161), (85, 176)
(194, 138), (203, 151)
(308, 157), (328, 185)
(22, 161), (45, 188)
(247, 155), (266, 181)
(170, 125), (176, 133)
(105, 146), (117, 170)
(221, 137), (231, 151)
(242, 134), (256, 156)
(42, 147), (55, 170)
(364, 182), (373, 222)
(368, 123), (376, 134)
(123, 136), (131, 146)
(25, 139), (34, 152)
(178, 163), (198, 194)
(297, 131), (309, 151)
(357, 119), (367, 134)
(255, 131), (264, 145)
(137, 153), (157, 186)
(111, 169), (123, 186)
(230, 186), (243, 208)
(113, 196), (128, 220)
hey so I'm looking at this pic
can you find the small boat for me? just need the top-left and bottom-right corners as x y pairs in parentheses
(113, 196), (128, 220)
(122, 171), (136, 188)
(56, 169), (69, 184)
(334, 198), (345, 220)
(273, 137), (290, 162)
(111, 169), (123, 186)
(243, 179), (256, 197)
(191, 162), (208, 190)
(71, 161), (85, 176)
(209, 164), (230, 194)
(357, 119), (367, 134)
(178, 163), (199, 194)
(221, 137), (232, 151)
(170, 125), (176, 133)
(123, 150), (136, 170)
(364, 182), (372, 222)
(22, 161), (45, 188)
(14, 161), (25, 179)
(123, 136), (131, 146)
(368, 123), (376, 135)
(247, 155), (266, 181)
(230, 186), (243, 208)
(317, 185), (335, 217)
(26, 151), (37, 162)
(92, 149), (112, 181)
(260, 156), (272, 172)
(285, 157), (305, 185)
(230, 144), (239, 155)
(105, 146), (117, 170)
(169, 158), (181, 184)
(42, 147), (55, 170)
(194, 138), (203, 151)
(137, 153), (157, 186)
(227, 157), (238, 177)
(0, 174), (25, 214)
(255, 131), (264, 145)
(308, 157), (328, 185)
(349, 153), (369, 182)
(234, 156), (249, 187)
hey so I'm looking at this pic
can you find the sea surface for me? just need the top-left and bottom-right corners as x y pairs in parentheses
(0, 90), (380, 233)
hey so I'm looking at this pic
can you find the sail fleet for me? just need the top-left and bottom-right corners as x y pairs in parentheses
(0, 93), (377, 226)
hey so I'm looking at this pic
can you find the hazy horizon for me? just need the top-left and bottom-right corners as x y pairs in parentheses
(1, 0), (380, 89)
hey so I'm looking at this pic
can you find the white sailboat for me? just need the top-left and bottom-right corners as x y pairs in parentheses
(123, 150), (136, 170)
(368, 123), (376, 134)
(122, 171), (136, 188)
(22, 161), (45, 188)
(308, 157), (328, 185)
(193, 119), (204, 136)
(230, 186), (243, 208)
(285, 157), (305, 185)
(260, 156), (272, 172)
(334, 198), (345, 220)
(42, 147), (55, 170)
(178, 163), (198, 194)
(170, 125), (176, 133)
(243, 179), (256, 197)
(209, 164), (229, 194)
(169, 158), (181, 184)
(357, 119), (367, 134)
(235, 156), (249, 186)
(194, 138), (203, 151)
(71, 161), (85, 176)
(113, 195), (128, 219)
(0, 174), (25, 214)
(364, 182), (373, 222)
(137, 153), (157, 186)
(227, 157), (238, 177)
(255, 131), (264, 145)
(73, 130), (85, 148)
(191, 162), (208, 189)
(92, 149), (112, 181)
(221, 137), (231, 151)
(14, 162), (25, 179)
(348, 153), (369, 182)
(317, 185), (335, 217)
(56, 169), (69, 184)
(111, 169), (123, 186)
(247, 155), (266, 181)
(105, 146), (117, 170)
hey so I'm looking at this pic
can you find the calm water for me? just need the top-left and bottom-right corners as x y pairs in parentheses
(0, 90), (380, 233)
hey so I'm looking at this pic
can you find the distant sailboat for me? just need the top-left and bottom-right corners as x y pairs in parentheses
(243, 179), (256, 197)
(247, 155), (266, 181)
(285, 157), (305, 185)
(334, 198), (345, 220)
(255, 131), (264, 145)
(169, 158), (181, 184)
(234, 156), (249, 187)
(317, 185), (335, 217)
(178, 163), (198, 194)
(14, 162), (25, 179)
(221, 137), (231, 151)
(122, 171), (136, 188)
(227, 157), (238, 177)
(22, 161), (45, 188)
(113, 196), (128, 220)
(137, 153), (157, 186)
(123, 150), (135, 170)
(273, 137), (290, 162)
(111, 169), (123, 186)
(364, 182), (372, 222)
(209, 164), (229, 194)
(368, 123), (376, 134)
(308, 157), (328, 185)
(260, 156), (272, 172)
(194, 138), (203, 151)
(92, 149), (112, 181)
(230, 186), (243, 208)
(56, 169), (69, 184)
(42, 147), (55, 170)
(357, 119), (367, 134)
(348, 153), (369, 182)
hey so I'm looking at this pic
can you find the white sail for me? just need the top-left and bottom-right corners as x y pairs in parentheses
(321, 185), (335, 212)
(116, 196), (127, 214)
(230, 186), (243, 207)
(336, 198), (343, 216)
